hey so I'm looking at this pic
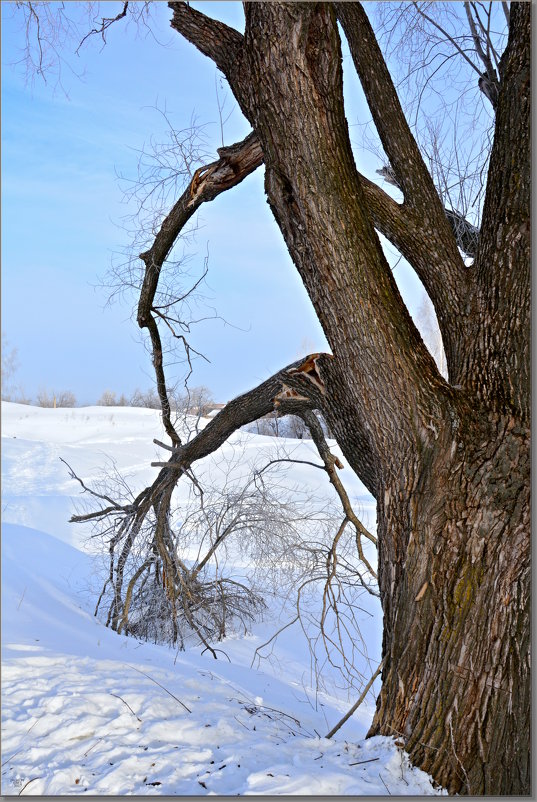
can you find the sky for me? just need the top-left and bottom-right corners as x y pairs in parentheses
(1, 1), (427, 406)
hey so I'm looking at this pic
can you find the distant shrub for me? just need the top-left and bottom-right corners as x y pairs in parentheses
(96, 385), (217, 413)
(172, 385), (214, 417)
(244, 411), (332, 440)
(2, 385), (32, 405)
(130, 387), (161, 409)
(36, 389), (76, 408)
(97, 390), (130, 406)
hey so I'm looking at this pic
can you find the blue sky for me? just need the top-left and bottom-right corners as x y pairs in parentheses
(2, 2), (425, 405)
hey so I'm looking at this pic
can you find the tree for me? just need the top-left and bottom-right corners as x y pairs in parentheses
(130, 5), (530, 792)
(129, 386), (161, 409)
(17, 2), (529, 794)
(36, 388), (77, 408)
(1, 333), (30, 403)
(97, 390), (129, 406)
(1, 333), (19, 400)
(172, 384), (214, 417)
(56, 390), (77, 408)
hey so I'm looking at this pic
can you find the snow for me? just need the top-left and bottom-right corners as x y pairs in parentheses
(1, 401), (444, 795)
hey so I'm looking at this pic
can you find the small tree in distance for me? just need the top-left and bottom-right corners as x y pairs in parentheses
(36, 389), (77, 408)
(129, 386), (161, 409)
(96, 390), (129, 406)
(0, 333), (31, 403)
(1, 333), (19, 399)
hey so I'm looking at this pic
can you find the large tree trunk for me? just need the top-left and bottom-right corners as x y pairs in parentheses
(368, 5), (531, 793)
(159, 2), (531, 793)
(371, 412), (530, 794)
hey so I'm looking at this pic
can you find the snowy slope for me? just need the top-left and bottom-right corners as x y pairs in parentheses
(1, 403), (376, 550)
(2, 404), (170, 548)
(1, 403), (444, 795)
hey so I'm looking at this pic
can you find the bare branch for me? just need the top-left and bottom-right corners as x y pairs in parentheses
(70, 353), (337, 649)
(11, 2), (155, 92)
(137, 131), (262, 320)
(145, 314), (181, 446)
(414, 3), (484, 79)
(149, 353), (332, 472)
(153, 438), (174, 453)
(26, 2), (45, 80)
(325, 659), (384, 739)
(60, 457), (132, 514)
(135, 130), (262, 444)
(297, 411), (378, 589)
(464, 2), (499, 108)
(336, 1), (463, 235)
(75, 1), (129, 55)
(335, 1), (469, 373)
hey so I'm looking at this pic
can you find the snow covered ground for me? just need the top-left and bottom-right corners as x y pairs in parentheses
(1, 402), (444, 795)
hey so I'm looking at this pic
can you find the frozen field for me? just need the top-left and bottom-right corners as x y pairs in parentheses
(1, 402), (443, 795)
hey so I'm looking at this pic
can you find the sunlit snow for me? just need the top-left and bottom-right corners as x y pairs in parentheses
(1, 402), (444, 795)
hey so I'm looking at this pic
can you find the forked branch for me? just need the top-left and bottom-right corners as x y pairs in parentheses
(76, 1), (129, 54)
(68, 353), (334, 640)
(137, 131), (262, 325)
(136, 130), (263, 444)
(373, 167), (479, 257)
(335, 4), (454, 217)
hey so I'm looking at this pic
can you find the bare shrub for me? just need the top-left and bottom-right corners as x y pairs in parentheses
(97, 390), (118, 406)
(172, 385), (214, 417)
(36, 389), (76, 408)
(129, 387), (161, 409)
(67, 415), (377, 695)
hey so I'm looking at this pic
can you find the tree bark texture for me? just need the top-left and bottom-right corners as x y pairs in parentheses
(164, 2), (530, 793)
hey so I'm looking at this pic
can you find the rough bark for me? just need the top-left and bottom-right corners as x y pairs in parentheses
(370, 405), (530, 794)
(365, 4), (531, 794)
(462, 1), (531, 421)
(155, 2), (530, 793)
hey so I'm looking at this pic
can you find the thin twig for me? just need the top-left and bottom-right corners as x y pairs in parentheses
(127, 665), (191, 713)
(412, 2), (482, 77)
(325, 660), (383, 738)
(349, 756), (380, 766)
(110, 692), (142, 722)
(83, 738), (103, 758)
(18, 777), (41, 796)
(378, 773), (392, 794)
(153, 438), (176, 452)
(76, 1), (129, 54)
